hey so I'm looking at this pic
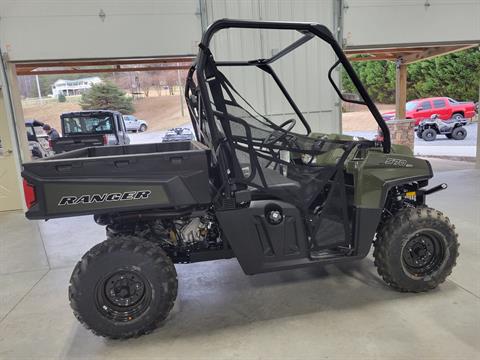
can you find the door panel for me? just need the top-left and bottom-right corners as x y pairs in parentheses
(415, 100), (433, 121)
(432, 99), (450, 119)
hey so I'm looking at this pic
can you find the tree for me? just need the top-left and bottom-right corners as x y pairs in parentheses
(80, 82), (134, 114)
(342, 48), (480, 104)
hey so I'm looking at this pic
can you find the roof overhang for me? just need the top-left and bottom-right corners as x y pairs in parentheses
(14, 56), (195, 76)
(345, 41), (479, 64)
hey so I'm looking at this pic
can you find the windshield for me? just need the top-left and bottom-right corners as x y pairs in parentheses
(406, 101), (418, 111)
(26, 126), (48, 140)
(62, 115), (114, 135)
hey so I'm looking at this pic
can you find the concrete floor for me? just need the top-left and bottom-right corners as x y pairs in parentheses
(0, 159), (479, 359)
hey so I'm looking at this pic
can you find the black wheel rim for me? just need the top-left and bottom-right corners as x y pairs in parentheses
(402, 231), (446, 277)
(96, 268), (152, 322)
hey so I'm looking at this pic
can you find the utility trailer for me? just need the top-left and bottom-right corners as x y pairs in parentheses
(21, 19), (458, 340)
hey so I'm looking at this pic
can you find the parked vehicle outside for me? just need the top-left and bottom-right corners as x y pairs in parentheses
(382, 97), (476, 125)
(123, 115), (148, 132)
(25, 120), (54, 159)
(416, 114), (468, 141)
(162, 127), (194, 142)
(52, 110), (130, 153)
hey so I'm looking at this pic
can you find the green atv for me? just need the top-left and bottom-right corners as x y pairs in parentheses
(22, 19), (458, 339)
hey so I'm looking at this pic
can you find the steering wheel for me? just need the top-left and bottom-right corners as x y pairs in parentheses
(263, 118), (296, 145)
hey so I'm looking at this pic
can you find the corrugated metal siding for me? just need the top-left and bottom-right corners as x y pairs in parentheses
(204, 0), (340, 133)
(0, 0), (341, 133)
(344, 0), (480, 47)
(0, 0), (202, 61)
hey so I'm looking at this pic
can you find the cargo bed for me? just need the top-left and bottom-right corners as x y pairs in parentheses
(51, 134), (106, 153)
(22, 141), (212, 219)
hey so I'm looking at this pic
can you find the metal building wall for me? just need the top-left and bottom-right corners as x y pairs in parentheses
(202, 0), (341, 133)
(343, 0), (480, 47)
(0, 0), (202, 61)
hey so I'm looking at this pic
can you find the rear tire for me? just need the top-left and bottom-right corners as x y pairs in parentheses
(451, 126), (467, 140)
(374, 206), (459, 293)
(421, 128), (437, 141)
(69, 236), (177, 339)
(139, 124), (147, 132)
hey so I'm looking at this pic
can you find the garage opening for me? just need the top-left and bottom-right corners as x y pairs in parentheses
(14, 56), (195, 160)
(341, 43), (479, 160)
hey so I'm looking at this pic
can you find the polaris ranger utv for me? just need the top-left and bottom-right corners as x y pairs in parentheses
(21, 20), (458, 339)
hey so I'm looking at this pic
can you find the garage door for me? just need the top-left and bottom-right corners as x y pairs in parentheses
(0, 0), (202, 61)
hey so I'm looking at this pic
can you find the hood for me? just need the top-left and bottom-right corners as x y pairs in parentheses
(382, 111), (395, 120)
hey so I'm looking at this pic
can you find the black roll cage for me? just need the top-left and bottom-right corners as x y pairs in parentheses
(192, 19), (391, 154)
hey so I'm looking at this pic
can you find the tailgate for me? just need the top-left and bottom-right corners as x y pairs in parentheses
(22, 142), (212, 219)
(52, 135), (105, 153)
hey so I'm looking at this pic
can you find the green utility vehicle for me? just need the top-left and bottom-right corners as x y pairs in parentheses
(21, 20), (458, 339)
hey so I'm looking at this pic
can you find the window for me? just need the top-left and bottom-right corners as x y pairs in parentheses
(433, 99), (446, 108)
(406, 101), (418, 111)
(420, 101), (432, 110)
(63, 116), (114, 135)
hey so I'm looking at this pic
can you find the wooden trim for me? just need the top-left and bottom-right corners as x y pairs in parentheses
(346, 44), (479, 63)
(402, 44), (477, 64)
(348, 55), (397, 61)
(16, 64), (191, 76)
(14, 56), (195, 75)
(15, 57), (194, 69)
(345, 47), (426, 55)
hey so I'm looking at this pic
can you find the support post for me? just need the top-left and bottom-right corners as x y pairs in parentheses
(395, 59), (407, 120)
(177, 65), (184, 117)
(0, 53), (26, 211)
(3, 58), (29, 162)
(35, 74), (42, 102)
(388, 58), (415, 149)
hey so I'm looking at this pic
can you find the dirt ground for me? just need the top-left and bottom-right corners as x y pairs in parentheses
(23, 96), (393, 133)
(342, 103), (394, 131)
(22, 95), (189, 132)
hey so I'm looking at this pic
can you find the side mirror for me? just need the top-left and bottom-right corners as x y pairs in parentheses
(416, 107), (423, 111)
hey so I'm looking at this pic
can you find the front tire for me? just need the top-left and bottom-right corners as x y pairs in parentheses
(374, 207), (459, 293)
(139, 124), (147, 132)
(421, 128), (437, 141)
(69, 236), (177, 339)
(451, 126), (467, 140)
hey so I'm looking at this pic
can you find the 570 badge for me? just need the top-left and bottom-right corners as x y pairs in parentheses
(58, 190), (152, 206)
(384, 158), (409, 167)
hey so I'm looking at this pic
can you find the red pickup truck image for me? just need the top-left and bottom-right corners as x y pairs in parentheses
(382, 97), (477, 125)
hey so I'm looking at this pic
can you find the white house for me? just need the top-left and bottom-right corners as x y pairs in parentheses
(51, 76), (102, 97)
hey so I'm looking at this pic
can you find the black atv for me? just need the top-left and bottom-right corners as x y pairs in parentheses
(417, 114), (468, 141)
(21, 19), (459, 339)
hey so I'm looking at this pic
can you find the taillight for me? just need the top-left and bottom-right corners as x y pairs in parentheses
(103, 134), (108, 145)
(48, 139), (53, 149)
(22, 179), (37, 209)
